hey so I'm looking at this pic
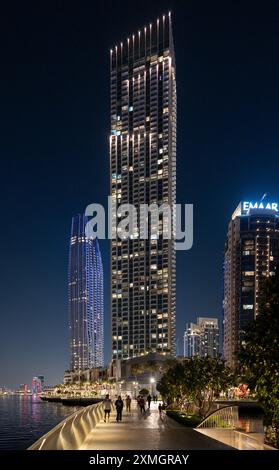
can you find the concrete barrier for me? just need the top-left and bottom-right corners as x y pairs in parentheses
(28, 401), (112, 450)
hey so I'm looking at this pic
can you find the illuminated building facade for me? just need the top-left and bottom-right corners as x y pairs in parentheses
(110, 13), (176, 360)
(183, 322), (201, 357)
(223, 200), (279, 367)
(68, 214), (104, 370)
(183, 317), (219, 358)
(32, 376), (43, 395)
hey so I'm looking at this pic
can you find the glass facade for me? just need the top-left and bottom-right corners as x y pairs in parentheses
(183, 317), (219, 358)
(110, 14), (176, 360)
(223, 202), (279, 367)
(68, 214), (104, 370)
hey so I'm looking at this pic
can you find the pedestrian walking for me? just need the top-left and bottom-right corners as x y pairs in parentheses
(147, 394), (152, 409)
(139, 396), (145, 414)
(103, 394), (112, 423)
(115, 395), (124, 422)
(158, 403), (162, 416)
(125, 395), (131, 412)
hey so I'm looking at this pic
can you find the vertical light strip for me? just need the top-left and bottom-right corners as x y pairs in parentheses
(144, 26), (147, 56)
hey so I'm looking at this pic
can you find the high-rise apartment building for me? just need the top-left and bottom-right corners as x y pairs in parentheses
(68, 214), (104, 370)
(223, 200), (279, 367)
(183, 317), (219, 358)
(110, 14), (176, 360)
(183, 322), (201, 357)
(198, 317), (219, 358)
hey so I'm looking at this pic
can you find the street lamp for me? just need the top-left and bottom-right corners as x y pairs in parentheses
(150, 377), (155, 396)
(133, 381), (138, 398)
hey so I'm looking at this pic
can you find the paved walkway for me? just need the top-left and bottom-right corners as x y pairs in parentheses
(81, 402), (233, 450)
(196, 428), (274, 450)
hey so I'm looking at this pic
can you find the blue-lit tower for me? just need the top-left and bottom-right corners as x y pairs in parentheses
(68, 214), (104, 370)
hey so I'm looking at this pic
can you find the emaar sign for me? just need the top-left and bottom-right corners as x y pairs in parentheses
(242, 201), (278, 213)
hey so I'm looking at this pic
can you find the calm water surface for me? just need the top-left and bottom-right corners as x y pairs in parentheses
(0, 395), (80, 450)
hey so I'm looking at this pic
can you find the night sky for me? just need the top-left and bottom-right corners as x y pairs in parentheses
(0, 0), (278, 388)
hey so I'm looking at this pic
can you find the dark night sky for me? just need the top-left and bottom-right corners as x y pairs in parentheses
(0, 0), (278, 388)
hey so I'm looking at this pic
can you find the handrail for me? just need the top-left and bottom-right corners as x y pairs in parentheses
(28, 401), (113, 450)
(197, 405), (239, 429)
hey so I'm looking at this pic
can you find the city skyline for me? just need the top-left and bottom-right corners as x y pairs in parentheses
(0, 0), (278, 388)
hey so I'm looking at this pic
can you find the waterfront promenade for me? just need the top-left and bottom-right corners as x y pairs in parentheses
(81, 402), (233, 450)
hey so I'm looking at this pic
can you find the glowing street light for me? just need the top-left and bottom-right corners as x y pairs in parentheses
(150, 377), (156, 396)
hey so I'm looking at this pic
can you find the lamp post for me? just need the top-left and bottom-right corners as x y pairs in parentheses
(150, 377), (155, 396)
(133, 381), (138, 398)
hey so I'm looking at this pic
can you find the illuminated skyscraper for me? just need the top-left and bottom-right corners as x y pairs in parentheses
(68, 214), (104, 370)
(183, 317), (219, 358)
(183, 322), (201, 357)
(223, 200), (279, 367)
(110, 13), (176, 360)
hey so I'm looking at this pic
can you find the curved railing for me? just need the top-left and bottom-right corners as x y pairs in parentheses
(197, 405), (239, 429)
(28, 401), (111, 450)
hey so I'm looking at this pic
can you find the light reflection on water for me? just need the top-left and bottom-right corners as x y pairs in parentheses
(0, 395), (80, 450)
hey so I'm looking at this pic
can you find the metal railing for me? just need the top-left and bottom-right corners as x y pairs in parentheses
(197, 405), (239, 429)
(28, 401), (112, 450)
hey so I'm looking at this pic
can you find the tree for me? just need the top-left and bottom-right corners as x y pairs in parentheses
(139, 388), (149, 396)
(239, 271), (279, 448)
(131, 363), (145, 382)
(189, 356), (235, 417)
(157, 361), (190, 408)
(146, 360), (158, 373)
(157, 357), (235, 417)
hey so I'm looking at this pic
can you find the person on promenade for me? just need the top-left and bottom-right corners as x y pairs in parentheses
(158, 403), (162, 416)
(125, 395), (131, 412)
(139, 396), (145, 415)
(115, 396), (124, 422)
(103, 394), (112, 423)
(147, 394), (152, 409)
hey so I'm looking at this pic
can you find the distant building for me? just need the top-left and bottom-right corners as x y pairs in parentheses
(68, 214), (104, 371)
(198, 317), (219, 358)
(183, 317), (219, 358)
(183, 323), (201, 357)
(63, 367), (109, 384)
(16, 384), (30, 395)
(223, 200), (279, 367)
(32, 377), (43, 394)
(37, 375), (45, 390)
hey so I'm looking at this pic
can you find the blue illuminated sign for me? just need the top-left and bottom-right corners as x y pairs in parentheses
(242, 201), (278, 213)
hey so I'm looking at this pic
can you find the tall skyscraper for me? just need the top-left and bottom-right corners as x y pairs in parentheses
(110, 13), (176, 360)
(183, 322), (201, 357)
(198, 317), (219, 358)
(68, 214), (104, 370)
(223, 200), (279, 367)
(183, 317), (219, 358)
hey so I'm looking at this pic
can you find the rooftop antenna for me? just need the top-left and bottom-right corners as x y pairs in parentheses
(261, 193), (267, 201)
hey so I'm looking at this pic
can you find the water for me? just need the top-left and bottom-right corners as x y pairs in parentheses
(0, 395), (80, 450)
